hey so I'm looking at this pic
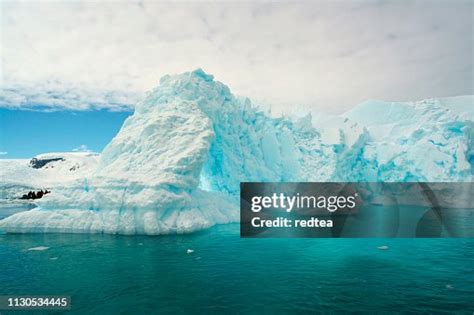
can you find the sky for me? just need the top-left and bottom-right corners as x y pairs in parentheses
(0, 108), (130, 158)
(0, 0), (473, 157)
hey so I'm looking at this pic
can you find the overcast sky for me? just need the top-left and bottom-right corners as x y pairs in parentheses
(1, 0), (473, 114)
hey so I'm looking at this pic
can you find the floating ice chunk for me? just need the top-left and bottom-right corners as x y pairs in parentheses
(446, 284), (454, 289)
(377, 245), (389, 250)
(49, 257), (58, 260)
(27, 246), (49, 251)
(187, 249), (194, 254)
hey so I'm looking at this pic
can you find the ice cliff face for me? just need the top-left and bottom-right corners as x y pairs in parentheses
(342, 97), (473, 181)
(0, 69), (472, 234)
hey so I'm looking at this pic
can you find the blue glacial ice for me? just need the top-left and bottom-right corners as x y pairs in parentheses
(0, 69), (472, 234)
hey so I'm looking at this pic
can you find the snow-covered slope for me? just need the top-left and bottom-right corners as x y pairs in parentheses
(0, 69), (472, 234)
(0, 152), (99, 200)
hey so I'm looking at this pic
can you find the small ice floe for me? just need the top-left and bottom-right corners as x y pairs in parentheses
(27, 246), (49, 251)
(446, 284), (454, 289)
(377, 245), (389, 250)
(49, 257), (58, 260)
(138, 243), (143, 246)
(186, 249), (194, 254)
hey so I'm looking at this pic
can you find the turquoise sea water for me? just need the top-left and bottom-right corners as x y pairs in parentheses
(1, 222), (473, 314)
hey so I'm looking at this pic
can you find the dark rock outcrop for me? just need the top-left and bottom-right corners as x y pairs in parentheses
(29, 157), (64, 169)
(20, 189), (50, 200)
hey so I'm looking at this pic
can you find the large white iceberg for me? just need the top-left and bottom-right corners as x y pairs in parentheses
(0, 69), (472, 234)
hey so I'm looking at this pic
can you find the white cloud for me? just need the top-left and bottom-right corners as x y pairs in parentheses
(72, 144), (91, 152)
(1, 0), (472, 114)
(0, 80), (138, 111)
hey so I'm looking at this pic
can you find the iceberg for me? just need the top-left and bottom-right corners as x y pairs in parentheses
(0, 69), (472, 234)
(342, 97), (473, 182)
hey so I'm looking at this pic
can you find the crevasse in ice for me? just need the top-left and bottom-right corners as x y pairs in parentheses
(0, 69), (472, 234)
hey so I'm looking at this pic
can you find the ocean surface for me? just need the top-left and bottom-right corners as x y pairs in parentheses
(0, 206), (473, 314)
